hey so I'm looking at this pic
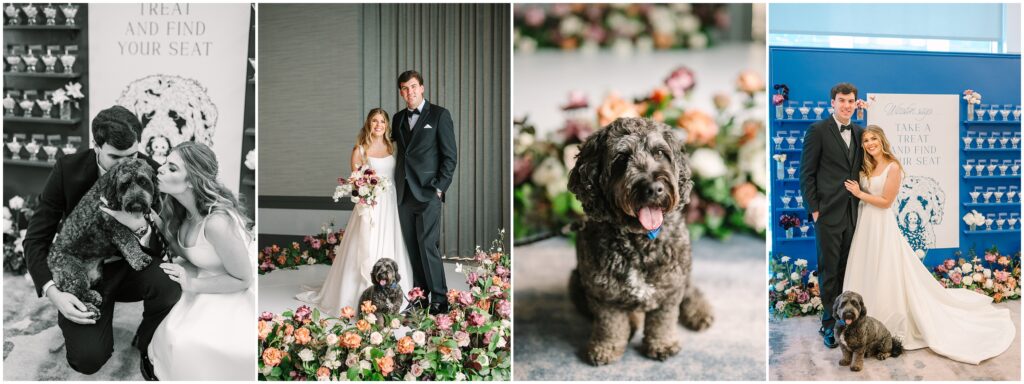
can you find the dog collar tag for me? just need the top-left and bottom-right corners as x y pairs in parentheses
(647, 226), (662, 240)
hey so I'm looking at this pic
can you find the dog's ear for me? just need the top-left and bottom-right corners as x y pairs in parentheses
(101, 165), (122, 211)
(832, 292), (844, 321)
(857, 296), (866, 318)
(568, 125), (613, 222)
(661, 124), (693, 206)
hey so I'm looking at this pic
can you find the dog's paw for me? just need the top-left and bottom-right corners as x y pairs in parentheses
(851, 364), (863, 372)
(585, 343), (624, 366)
(127, 254), (153, 271)
(84, 302), (102, 320)
(85, 289), (103, 307)
(642, 339), (681, 361)
(877, 352), (890, 360)
(680, 289), (714, 331)
(839, 358), (851, 366)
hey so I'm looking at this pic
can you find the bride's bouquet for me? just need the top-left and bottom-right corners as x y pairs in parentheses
(333, 165), (391, 208)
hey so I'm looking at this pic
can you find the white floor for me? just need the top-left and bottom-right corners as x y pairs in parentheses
(257, 262), (469, 316)
(515, 43), (767, 135)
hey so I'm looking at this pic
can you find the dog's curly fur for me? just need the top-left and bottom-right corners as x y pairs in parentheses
(48, 158), (159, 319)
(567, 117), (714, 366)
(359, 258), (404, 320)
(833, 291), (904, 371)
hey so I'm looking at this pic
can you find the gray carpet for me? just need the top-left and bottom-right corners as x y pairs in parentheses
(513, 235), (767, 381)
(769, 300), (1021, 381)
(3, 272), (145, 381)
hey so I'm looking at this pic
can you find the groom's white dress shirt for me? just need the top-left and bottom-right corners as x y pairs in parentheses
(407, 99), (425, 130)
(833, 114), (852, 147)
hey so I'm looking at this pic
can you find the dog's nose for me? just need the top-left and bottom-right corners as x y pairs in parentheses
(645, 182), (665, 199)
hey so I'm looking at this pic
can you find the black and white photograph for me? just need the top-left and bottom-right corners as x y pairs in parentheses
(3, 3), (256, 380)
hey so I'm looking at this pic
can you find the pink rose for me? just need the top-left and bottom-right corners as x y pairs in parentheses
(496, 300), (511, 318)
(664, 66), (696, 99)
(407, 287), (426, 302)
(311, 239), (321, 250)
(950, 271), (963, 285)
(468, 312), (486, 327)
(467, 272), (479, 285)
(944, 259), (956, 269)
(985, 252), (997, 263)
(435, 314), (454, 330)
(458, 291), (474, 306)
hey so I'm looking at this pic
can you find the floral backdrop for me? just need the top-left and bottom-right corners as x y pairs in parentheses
(514, 3), (731, 53)
(513, 66), (767, 243)
(259, 222), (344, 274)
(769, 246), (1022, 319)
(258, 232), (511, 381)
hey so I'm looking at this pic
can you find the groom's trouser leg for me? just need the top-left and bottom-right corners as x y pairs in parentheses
(816, 215), (854, 330)
(416, 195), (448, 304)
(400, 188), (428, 291)
(111, 256), (180, 354)
(59, 261), (130, 374)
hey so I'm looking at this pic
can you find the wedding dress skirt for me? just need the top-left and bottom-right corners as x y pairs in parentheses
(844, 163), (1014, 364)
(295, 154), (413, 316)
(148, 210), (255, 380)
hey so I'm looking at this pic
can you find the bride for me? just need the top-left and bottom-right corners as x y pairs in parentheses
(147, 142), (255, 380)
(296, 108), (414, 316)
(842, 126), (1014, 365)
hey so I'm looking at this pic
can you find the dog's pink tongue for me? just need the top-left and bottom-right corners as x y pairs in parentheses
(638, 206), (664, 231)
(379, 280), (387, 286)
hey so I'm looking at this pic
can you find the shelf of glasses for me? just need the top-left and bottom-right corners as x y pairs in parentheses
(963, 202), (1021, 208)
(963, 174), (1020, 180)
(963, 120), (1021, 126)
(4, 71), (82, 79)
(3, 116), (81, 125)
(4, 158), (55, 168)
(3, 25), (81, 31)
(774, 118), (866, 125)
(962, 228), (1020, 235)
(777, 235), (815, 242)
(773, 147), (804, 154)
(774, 206), (808, 213)
(962, 147), (1020, 152)
(778, 177), (801, 183)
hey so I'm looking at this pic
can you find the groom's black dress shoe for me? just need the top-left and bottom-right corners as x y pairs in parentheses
(429, 301), (450, 315)
(140, 351), (158, 381)
(409, 297), (429, 311)
(822, 328), (838, 349)
(818, 326), (826, 337)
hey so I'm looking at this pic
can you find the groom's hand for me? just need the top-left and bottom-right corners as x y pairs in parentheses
(45, 286), (96, 324)
(98, 197), (148, 233)
(812, 211), (819, 222)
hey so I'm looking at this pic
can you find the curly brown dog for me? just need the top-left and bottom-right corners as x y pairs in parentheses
(567, 117), (714, 366)
(359, 258), (404, 320)
(47, 158), (159, 319)
(834, 291), (904, 371)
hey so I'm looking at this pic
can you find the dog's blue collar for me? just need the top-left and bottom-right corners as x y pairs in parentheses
(380, 282), (399, 290)
(647, 226), (662, 240)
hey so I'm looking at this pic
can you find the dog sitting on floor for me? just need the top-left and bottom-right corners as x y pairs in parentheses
(833, 291), (904, 371)
(47, 158), (159, 319)
(359, 258), (404, 319)
(566, 117), (714, 366)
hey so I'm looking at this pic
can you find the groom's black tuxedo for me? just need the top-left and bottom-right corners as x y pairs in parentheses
(391, 100), (458, 304)
(23, 148), (180, 374)
(799, 115), (863, 330)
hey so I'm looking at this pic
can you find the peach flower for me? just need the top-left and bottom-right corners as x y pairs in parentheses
(676, 109), (718, 146)
(258, 320), (272, 341)
(376, 355), (395, 376)
(284, 324), (294, 336)
(736, 70), (765, 95)
(294, 327), (312, 345)
(340, 332), (362, 349)
(397, 336), (416, 354)
(262, 347), (284, 367)
(731, 183), (759, 209)
(316, 366), (331, 380)
(360, 300), (377, 314)
(356, 319), (371, 332)
(340, 306), (356, 319)
(597, 92), (640, 127)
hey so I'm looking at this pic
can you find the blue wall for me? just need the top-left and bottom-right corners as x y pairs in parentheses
(769, 47), (1021, 269)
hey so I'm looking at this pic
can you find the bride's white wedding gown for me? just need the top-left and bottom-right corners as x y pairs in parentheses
(844, 163), (1015, 365)
(148, 209), (255, 380)
(295, 152), (413, 316)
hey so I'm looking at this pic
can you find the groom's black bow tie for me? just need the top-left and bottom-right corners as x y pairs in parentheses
(839, 124), (851, 133)
(409, 108), (420, 115)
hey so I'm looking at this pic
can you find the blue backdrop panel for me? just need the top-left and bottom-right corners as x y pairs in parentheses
(769, 47), (1021, 270)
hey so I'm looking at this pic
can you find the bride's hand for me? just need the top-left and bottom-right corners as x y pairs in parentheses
(160, 262), (194, 291)
(843, 180), (862, 197)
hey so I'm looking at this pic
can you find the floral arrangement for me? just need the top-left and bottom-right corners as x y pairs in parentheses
(778, 214), (801, 230)
(245, 149), (256, 170)
(768, 254), (822, 319)
(514, 3), (728, 54)
(771, 84), (789, 106)
(513, 66), (767, 242)
(334, 165), (390, 207)
(932, 246), (1021, 303)
(258, 232), (511, 381)
(963, 89), (982, 105)
(962, 210), (986, 230)
(258, 222), (344, 274)
(3, 196), (30, 275)
(51, 81), (84, 110)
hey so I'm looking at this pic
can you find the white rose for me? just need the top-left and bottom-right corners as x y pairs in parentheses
(689, 148), (727, 179)
(359, 360), (371, 371)
(677, 13), (700, 34)
(984, 268), (992, 279)
(775, 272), (784, 279)
(545, 176), (569, 199)
(688, 33), (709, 49)
(497, 336), (507, 348)
(365, 313), (377, 324)
(963, 276), (974, 285)
(800, 303), (811, 313)
(562, 144), (581, 171)
(298, 348), (315, 362)
(774, 282), (786, 291)
(390, 318), (401, 329)
(780, 256), (791, 263)
(531, 157), (566, 188)
(455, 372), (466, 381)
(515, 132), (535, 155)
(790, 272), (800, 281)
(357, 186), (370, 196)
(261, 365), (274, 376)
(559, 15), (584, 36)
(3, 206), (10, 219)
(350, 170), (361, 179)
(369, 332), (383, 345)
(245, 149), (256, 170)
(810, 297), (823, 309)
(350, 196), (360, 204)
(743, 194), (768, 232)
(412, 331), (426, 346)
(403, 372), (416, 381)
(738, 138), (767, 189)
(775, 301), (787, 311)
(795, 259), (808, 267)
(8, 196), (24, 210)
(962, 263), (973, 273)
(973, 273), (984, 284)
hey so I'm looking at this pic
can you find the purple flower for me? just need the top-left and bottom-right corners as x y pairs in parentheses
(796, 291), (809, 304)
(260, 311), (274, 321)
(293, 305), (312, 323)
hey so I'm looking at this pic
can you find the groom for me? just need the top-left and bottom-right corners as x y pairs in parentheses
(23, 106), (180, 380)
(799, 82), (864, 349)
(391, 70), (458, 315)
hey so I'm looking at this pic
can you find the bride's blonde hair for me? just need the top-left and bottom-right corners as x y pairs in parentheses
(860, 125), (903, 184)
(355, 108), (393, 163)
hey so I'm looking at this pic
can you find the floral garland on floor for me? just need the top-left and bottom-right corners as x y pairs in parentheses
(514, 3), (728, 53)
(258, 231), (511, 381)
(258, 222), (344, 274)
(3, 196), (32, 275)
(769, 246), (1022, 319)
(514, 66), (767, 242)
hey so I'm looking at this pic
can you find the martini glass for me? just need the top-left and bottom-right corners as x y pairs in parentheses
(983, 188), (993, 204)
(986, 163), (997, 177)
(969, 188), (981, 204)
(6, 139), (22, 160)
(999, 133), (1010, 149)
(21, 51), (38, 73)
(1001, 104), (1012, 121)
(20, 4), (37, 25)
(5, 51), (20, 72)
(1008, 187), (1018, 203)
(813, 102), (825, 120)
(999, 161), (1010, 176)
(43, 144), (58, 162)
(1009, 214), (1019, 230)
(800, 223), (809, 237)
(785, 134), (797, 150)
(24, 140), (40, 161)
(994, 187), (1005, 203)
(36, 99), (52, 119)
(18, 98), (34, 117)
(1014, 105), (1021, 121)
(996, 214), (1006, 230)
(773, 132), (784, 150)
(976, 105), (987, 121)
(1012, 132), (1020, 149)
(989, 104), (999, 121)
(781, 192), (792, 209)
(963, 163), (974, 177)
(963, 136), (974, 150)
(60, 4), (78, 26)
(62, 142), (78, 155)
(1013, 160), (1021, 176)
(785, 101), (796, 120)
(787, 162), (797, 179)
(798, 102), (811, 120)
(986, 135), (997, 150)
(2, 93), (13, 115)
(795, 193), (804, 209)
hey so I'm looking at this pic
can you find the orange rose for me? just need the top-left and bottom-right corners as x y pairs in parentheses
(293, 256), (301, 264)
(316, 366), (331, 380)
(447, 290), (461, 305)
(438, 345), (452, 357)
(339, 306), (356, 319)
(360, 300), (377, 314)
(294, 327), (312, 345)
(739, 119), (763, 145)
(277, 255), (287, 265)
(653, 32), (676, 49)
(650, 86), (670, 106)
(258, 320), (272, 341)
(271, 244), (281, 253)
(994, 292), (1004, 303)
(676, 109), (718, 146)
(396, 336), (416, 354)
(492, 276), (503, 286)
(559, 37), (579, 51)
(340, 332), (362, 348)
(376, 355), (395, 376)
(476, 299), (491, 312)
(284, 324), (294, 336)
(713, 93), (731, 111)
(736, 70), (765, 95)
(356, 319), (371, 332)
(291, 242), (300, 250)
(731, 183), (759, 209)
(261, 347), (284, 367)
(597, 92), (641, 127)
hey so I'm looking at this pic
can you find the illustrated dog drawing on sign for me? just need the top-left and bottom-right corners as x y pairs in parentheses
(894, 175), (945, 259)
(116, 74), (219, 164)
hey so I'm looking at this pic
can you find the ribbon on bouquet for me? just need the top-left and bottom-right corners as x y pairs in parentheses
(356, 203), (376, 227)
